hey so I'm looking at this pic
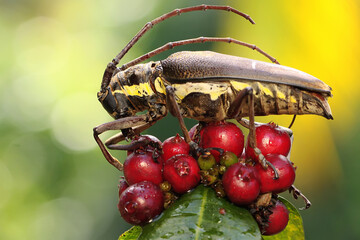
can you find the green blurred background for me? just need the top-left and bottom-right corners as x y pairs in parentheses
(0, 0), (359, 239)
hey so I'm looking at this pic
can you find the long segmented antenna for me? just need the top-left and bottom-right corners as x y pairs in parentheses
(101, 5), (255, 92)
(120, 37), (280, 71)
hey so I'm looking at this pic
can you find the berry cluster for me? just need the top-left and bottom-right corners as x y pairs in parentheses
(117, 121), (296, 235)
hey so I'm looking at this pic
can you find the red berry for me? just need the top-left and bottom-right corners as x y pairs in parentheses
(222, 163), (260, 205)
(127, 135), (162, 156)
(262, 200), (289, 235)
(199, 121), (244, 162)
(123, 151), (163, 185)
(163, 154), (200, 194)
(118, 177), (129, 198)
(245, 122), (291, 162)
(255, 154), (295, 193)
(118, 181), (164, 225)
(161, 134), (190, 162)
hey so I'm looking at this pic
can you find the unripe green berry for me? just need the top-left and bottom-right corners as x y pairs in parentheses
(220, 151), (238, 167)
(198, 154), (216, 170)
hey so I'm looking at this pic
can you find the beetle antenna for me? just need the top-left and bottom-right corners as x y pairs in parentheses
(120, 37), (279, 70)
(100, 5), (254, 92)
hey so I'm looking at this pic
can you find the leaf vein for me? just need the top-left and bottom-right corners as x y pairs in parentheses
(194, 187), (208, 240)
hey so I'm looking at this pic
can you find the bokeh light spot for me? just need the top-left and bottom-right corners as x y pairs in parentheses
(51, 92), (110, 151)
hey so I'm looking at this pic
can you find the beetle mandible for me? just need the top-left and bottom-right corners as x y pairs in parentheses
(93, 5), (333, 174)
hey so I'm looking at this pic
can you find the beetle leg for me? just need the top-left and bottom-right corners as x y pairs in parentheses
(288, 114), (297, 129)
(229, 87), (279, 179)
(289, 185), (311, 210)
(165, 86), (200, 154)
(105, 115), (164, 150)
(93, 114), (162, 171)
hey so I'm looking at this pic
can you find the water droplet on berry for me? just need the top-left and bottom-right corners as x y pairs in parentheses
(124, 201), (137, 214)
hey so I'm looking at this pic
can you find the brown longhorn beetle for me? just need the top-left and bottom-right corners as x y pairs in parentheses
(93, 5), (332, 205)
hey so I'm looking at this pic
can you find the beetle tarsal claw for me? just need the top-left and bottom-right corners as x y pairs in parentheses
(266, 160), (279, 180)
(256, 148), (280, 180)
(289, 185), (311, 210)
(254, 147), (262, 155)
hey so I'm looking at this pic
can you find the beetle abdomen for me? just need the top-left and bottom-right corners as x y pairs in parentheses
(162, 51), (332, 120)
(171, 79), (332, 121)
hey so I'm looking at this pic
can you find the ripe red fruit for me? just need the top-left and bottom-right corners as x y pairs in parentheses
(262, 200), (289, 235)
(161, 134), (190, 161)
(127, 135), (162, 156)
(245, 122), (291, 162)
(255, 154), (295, 193)
(199, 121), (244, 162)
(118, 177), (129, 198)
(163, 154), (200, 194)
(118, 181), (164, 225)
(123, 151), (163, 185)
(222, 163), (260, 205)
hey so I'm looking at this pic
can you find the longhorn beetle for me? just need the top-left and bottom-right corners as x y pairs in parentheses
(93, 5), (333, 177)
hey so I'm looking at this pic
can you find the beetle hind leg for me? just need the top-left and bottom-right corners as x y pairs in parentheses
(230, 87), (279, 179)
(289, 185), (311, 210)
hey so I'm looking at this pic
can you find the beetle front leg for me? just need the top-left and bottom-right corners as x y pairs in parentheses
(165, 86), (199, 154)
(93, 114), (156, 171)
(229, 87), (279, 179)
(105, 115), (165, 150)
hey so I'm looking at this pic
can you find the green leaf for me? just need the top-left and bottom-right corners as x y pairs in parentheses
(262, 196), (305, 240)
(138, 185), (261, 240)
(118, 226), (142, 240)
(118, 187), (305, 240)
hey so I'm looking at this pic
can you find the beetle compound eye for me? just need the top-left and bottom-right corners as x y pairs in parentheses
(100, 90), (117, 116)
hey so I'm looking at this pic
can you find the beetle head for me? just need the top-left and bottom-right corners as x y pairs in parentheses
(97, 88), (137, 119)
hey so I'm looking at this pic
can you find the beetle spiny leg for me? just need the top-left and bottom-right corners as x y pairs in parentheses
(93, 127), (123, 171)
(289, 185), (311, 210)
(165, 85), (192, 143)
(204, 147), (225, 156)
(255, 147), (280, 179)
